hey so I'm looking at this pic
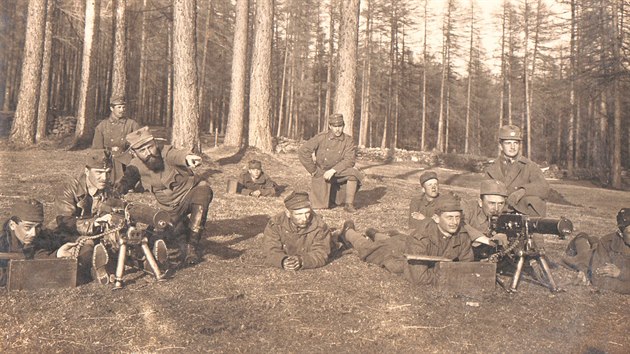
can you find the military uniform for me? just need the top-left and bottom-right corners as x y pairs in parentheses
(238, 171), (278, 197)
(92, 117), (140, 184)
(403, 218), (474, 286)
(262, 211), (333, 269)
(298, 115), (364, 210)
(344, 229), (408, 274)
(408, 192), (457, 230)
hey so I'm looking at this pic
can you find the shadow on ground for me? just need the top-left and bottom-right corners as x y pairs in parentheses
(356, 186), (387, 209)
(201, 214), (270, 259)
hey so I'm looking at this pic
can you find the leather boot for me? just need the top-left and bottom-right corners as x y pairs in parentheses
(344, 180), (358, 213)
(184, 204), (206, 265)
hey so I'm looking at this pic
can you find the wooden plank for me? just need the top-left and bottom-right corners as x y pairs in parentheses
(404, 254), (453, 263)
(0, 252), (25, 260)
(436, 262), (497, 294)
(7, 259), (77, 291)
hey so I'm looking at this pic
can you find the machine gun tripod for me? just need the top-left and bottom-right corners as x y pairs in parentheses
(105, 203), (172, 290)
(488, 213), (573, 293)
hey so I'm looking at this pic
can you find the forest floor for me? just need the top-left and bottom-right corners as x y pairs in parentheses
(0, 135), (629, 353)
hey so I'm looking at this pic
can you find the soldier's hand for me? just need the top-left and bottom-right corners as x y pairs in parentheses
(94, 214), (113, 226)
(282, 256), (302, 271)
(491, 233), (509, 247)
(186, 154), (202, 168)
(251, 190), (262, 197)
(411, 212), (426, 220)
(595, 263), (621, 278)
(323, 169), (336, 181)
(507, 188), (526, 206)
(56, 242), (78, 258)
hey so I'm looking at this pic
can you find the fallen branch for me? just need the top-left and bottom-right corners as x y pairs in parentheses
(402, 324), (452, 330)
(272, 290), (319, 297)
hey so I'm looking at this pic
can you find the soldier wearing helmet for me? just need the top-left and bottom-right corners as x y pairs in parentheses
(485, 125), (549, 217)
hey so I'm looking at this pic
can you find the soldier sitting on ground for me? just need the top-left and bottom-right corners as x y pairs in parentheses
(338, 195), (473, 286)
(408, 171), (457, 230)
(116, 126), (213, 266)
(262, 192), (334, 271)
(238, 159), (278, 197)
(562, 208), (630, 294)
(1, 199), (80, 286)
(53, 149), (132, 285)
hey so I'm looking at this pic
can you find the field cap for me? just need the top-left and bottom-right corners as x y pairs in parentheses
(85, 149), (112, 170)
(284, 192), (311, 210)
(329, 114), (344, 127)
(248, 160), (262, 170)
(433, 195), (462, 214)
(109, 94), (126, 106)
(419, 171), (438, 185)
(13, 199), (44, 223)
(498, 125), (522, 141)
(480, 180), (508, 197)
(126, 126), (154, 149)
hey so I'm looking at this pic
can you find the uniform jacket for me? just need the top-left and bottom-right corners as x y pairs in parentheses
(262, 211), (332, 270)
(408, 192), (457, 230)
(461, 199), (492, 242)
(590, 232), (630, 294)
(0, 221), (63, 286)
(53, 173), (118, 236)
(485, 155), (549, 200)
(92, 116), (140, 154)
(118, 145), (198, 210)
(298, 131), (363, 181)
(403, 221), (474, 285)
(238, 171), (277, 193)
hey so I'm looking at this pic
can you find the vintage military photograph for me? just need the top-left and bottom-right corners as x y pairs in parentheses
(0, 0), (628, 352)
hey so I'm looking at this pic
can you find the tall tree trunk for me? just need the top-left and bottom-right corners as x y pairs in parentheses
(225, 0), (249, 146)
(136, 0), (148, 123)
(333, 0), (359, 135)
(198, 0), (213, 131)
(522, 0), (531, 158)
(567, 0), (576, 173)
(610, 2), (622, 188)
(172, 0), (201, 152)
(324, 0), (335, 126)
(358, 0), (371, 148)
(421, 0), (428, 151)
(248, 0), (273, 152)
(276, 14), (291, 137)
(73, 0), (100, 148)
(36, 0), (55, 142)
(165, 21), (173, 127)
(111, 0), (127, 100)
(10, 0), (47, 145)
(464, 2), (474, 154)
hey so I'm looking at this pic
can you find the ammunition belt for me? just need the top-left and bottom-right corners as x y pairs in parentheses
(70, 225), (125, 259)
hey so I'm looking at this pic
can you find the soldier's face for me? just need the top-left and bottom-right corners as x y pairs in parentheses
(500, 139), (521, 158)
(287, 207), (312, 229)
(480, 195), (506, 217)
(111, 104), (126, 119)
(249, 168), (262, 179)
(329, 124), (344, 137)
(9, 219), (41, 245)
(422, 179), (439, 199)
(86, 167), (110, 190)
(433, 211), (461, 235)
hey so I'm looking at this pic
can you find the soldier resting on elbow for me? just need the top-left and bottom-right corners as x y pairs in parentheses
(238, 159), (278, 197)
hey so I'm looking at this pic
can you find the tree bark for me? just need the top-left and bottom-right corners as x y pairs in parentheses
(10, 0), (47, 145)
(324, 0), (335, 127)
(111, 0), (127, 100)
(225, 0), (249, 146)
(72, 0), (100, 148)
(248, 0), (274, 152)
(36, 0), (55, 142)
(333, 0), (359, 135)
(172, 0), (201, 152)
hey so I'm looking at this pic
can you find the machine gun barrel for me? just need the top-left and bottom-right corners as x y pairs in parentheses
(528, 217), (573, 237)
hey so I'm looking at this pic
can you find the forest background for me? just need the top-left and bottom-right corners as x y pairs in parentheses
(1, 0), (628, 188)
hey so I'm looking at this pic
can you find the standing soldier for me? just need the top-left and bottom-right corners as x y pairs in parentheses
(117, 126), (213, 266)
(485, 125), (549, 217)
(92, 95), (140, 184)
(298, 113), (364, 213)
(262, 192), (333, 271)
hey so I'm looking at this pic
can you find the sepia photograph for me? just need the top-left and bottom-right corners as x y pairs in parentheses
(0, 0), (628, 352)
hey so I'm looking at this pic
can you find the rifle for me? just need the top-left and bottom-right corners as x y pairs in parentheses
(488, 212), (573, 292)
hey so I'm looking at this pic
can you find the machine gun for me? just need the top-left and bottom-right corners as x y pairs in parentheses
(104, 202), (172, 290)
(488, 213), (573, 292)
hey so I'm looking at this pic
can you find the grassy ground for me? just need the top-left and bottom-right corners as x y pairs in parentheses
(0, 140), (629, 353)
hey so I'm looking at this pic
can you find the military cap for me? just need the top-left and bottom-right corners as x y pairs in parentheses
(248, 160), (262, 170)
(284, 191), (311, 210)
(480, 180), (508, 197)
(13, 199), (44, 223)
(329, 113), (344, 127)
(498, 125), (522, 141)
(126, 126), (154, 149)
(85, 149), (112, 170)
(617, 208), (630, 231)
(419, 171), (438, 185)
(109, 94), (126, 106)
(433, 195), (462, 214)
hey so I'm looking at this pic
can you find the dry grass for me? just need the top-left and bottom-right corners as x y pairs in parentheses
(0, 141), (629, 353)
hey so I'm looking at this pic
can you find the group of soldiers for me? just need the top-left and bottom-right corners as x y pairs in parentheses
(1, 97), (628, 294)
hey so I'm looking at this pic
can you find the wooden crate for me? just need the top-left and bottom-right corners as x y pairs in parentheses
(436, 262), (496, 294)
(7, 259), (77, 291)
